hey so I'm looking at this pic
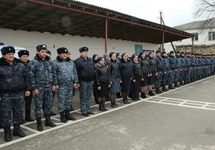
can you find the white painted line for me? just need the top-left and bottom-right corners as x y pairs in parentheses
(0, 97), (148, 148)
(0, 76), (214, 148)
(20, 125), (38, 133)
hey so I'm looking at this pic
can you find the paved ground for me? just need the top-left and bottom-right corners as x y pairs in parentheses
(1, 76), (215, 150)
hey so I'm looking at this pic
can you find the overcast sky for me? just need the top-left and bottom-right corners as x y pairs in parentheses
(80, 0), (206, 27)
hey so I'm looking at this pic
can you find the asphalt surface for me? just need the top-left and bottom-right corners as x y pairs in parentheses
(1, 76), (215, 150)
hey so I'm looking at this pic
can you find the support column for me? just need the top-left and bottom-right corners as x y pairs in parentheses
(105, 17), (108, 53)
(162, 31), (164, 52)
(192, 37), (194, 53)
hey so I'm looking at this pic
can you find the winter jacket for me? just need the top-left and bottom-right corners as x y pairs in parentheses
(75, 56), (95, 82)
(146, 57), (157, 73)
(168, 56), (177, 70)
(120, 59), (133, 78)
(53, 56), (78, 86)
(0, 57), (31, 92)
(161, 56), (171, 71)
(95, 64), (111, 86)
(108, 60), (121, 80)
(28, 54), (57, 90)
(154, 56), (164, 71)
(139, 58), (151, 74)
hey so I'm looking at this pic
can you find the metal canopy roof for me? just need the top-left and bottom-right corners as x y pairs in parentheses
(0, 0), (194, 44)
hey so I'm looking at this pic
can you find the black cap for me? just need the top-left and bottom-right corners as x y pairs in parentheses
(79, 47), (88, 52)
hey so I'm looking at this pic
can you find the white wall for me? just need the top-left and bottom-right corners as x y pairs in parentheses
(164, 28), (215, 53)
(0, 28), (159, 60)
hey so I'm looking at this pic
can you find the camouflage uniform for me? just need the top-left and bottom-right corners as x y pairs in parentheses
(28, 54), (57, 118)
(0, 57), (31, 127)
(53, 56), (78, 112)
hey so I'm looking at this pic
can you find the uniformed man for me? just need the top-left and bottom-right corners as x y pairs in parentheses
(154, 50), (164, 94)
(28, 44), (57, 131)
(180, 52), (186, 85)
(161, 52), (170, 91)
(168, 51), (177, 89)
(175, 51), (181, 87)
(18, 50), (34, 122)
(53, 47), (78, 123)
(43, 49), (57, 116)
(0, 46), (31, 142)
(184, 52), (191, 84)
(75, 47), (95, 116)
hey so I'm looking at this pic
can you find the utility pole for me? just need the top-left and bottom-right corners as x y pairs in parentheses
(159, 11), (176, 53)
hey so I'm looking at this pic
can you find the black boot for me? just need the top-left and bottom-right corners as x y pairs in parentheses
(25, 112), (34, 122)
(45, 115), (56, 127)
(169, 84), (175, 89)
(70, 105), (75, 111)
(102, 101), (108, 111)
(4, 126), (12, 142)
(36, 117), (43, 131)
(156, 88), (161, 94)
(180, 81), (184, 85)
(13, 124), (26, 137)
(162, 86), (168, 92)
(65, 110), (76, 120)
(175, 82), (180, 87)
(59, 111), (67, 123)
(141, 92), (147, 98)
(99, 102), (105, 111)
(148, 90), (155, 96)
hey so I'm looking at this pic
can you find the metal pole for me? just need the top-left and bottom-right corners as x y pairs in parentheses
(191, 37), (194, 53)
(105, 17), (108, 53)
(162, 31), (164, 52)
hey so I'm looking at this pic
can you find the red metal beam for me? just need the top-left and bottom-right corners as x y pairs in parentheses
(25, 0), (192, 39)
(105, 17), (108, 53)
(162, 31), (164, 52)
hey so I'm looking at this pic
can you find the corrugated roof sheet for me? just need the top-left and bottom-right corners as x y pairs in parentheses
(174, 18), (215, 30)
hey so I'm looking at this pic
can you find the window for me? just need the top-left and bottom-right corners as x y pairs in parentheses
(193, 33), (198, 41)
(208, 32), (215, 41)
(135, 44), (143, 55)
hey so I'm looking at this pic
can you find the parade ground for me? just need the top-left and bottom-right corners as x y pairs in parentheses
(1, 76), (215, 150)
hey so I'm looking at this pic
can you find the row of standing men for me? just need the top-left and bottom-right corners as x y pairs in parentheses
(0, 45), (214, 142)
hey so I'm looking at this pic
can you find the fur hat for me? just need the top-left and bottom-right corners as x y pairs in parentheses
(36, 44), (47, 51)
(1, 46), (15, 55)
(57, 47), (68, 54)
(18, 50), (29, 57)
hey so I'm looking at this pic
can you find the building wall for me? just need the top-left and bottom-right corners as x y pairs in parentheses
(164, 28), (215, 53)
(0, 28), (159, 60)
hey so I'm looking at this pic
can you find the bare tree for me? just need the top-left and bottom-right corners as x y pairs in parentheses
(194, 0), (215, 28)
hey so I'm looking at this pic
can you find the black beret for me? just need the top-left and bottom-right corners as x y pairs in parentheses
(57, 47), (68, 54)
(36, 44), (47, 51)
(181, 52), (184, 54)
(18, 50), (29, 57)
(1, 46), (15, 55)
(176, 51), (180, 53)
(79, 47), (88, 52)
(170, 51), (174, 54)
(161, 52), (166, 54)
